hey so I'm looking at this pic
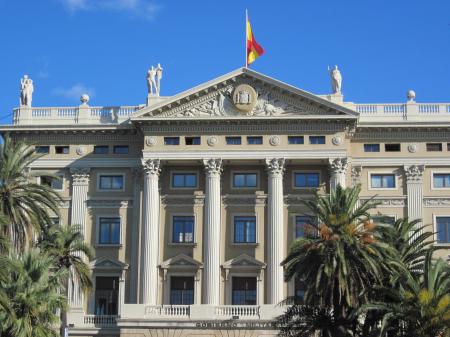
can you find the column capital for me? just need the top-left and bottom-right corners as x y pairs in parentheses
(329, 157), (349, 174)
(70, 167), (90, 185)
(351, 165), (362, 184)
(142, 159), (161, 176)
(203, 158), (222, 176)
(265, 158), (285, 176)
(404, 165), (425, 183)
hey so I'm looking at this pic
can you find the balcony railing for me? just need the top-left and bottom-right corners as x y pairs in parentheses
(215, 305), (260, 318)
(145, 305), (190, 318)
(83, 315), (117, 326)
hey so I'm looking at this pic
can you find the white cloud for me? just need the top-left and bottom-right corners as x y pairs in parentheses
(59, 0), (161, 19)
(51, 84), (95, 101)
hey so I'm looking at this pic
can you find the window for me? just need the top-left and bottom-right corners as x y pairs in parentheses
(164, 137), (180, 145)
(294, 278), (306, 304)
(309, 136), (325, 144)
(247, 136), (263, 145)
(436, 217), (450, 244)
(40, 175), (63, 190)
(433, 174), (450, 188)
(226, 136), (242, 145)
(185, 137), (200, 145)
(372, 215), (396, 225)
(99, 175), (124, 190)
(447, 143), (450, 151)
(98, 217), (120, 244)
(370, 174), (395, 188)
(427, 143), (442, 152)
(95, 277), (119, 315)
(364, 144), (380, 152)
(385, 143), (401, 152)
(55, 146), (69, 154)
(232, 277), (256, 305)
(234, 216), (256, 243)
(172, 173), (197, 188)
(94, 145), (109, 154)
(113, 145), (129, 154)
(172, 216), (194, 243)
(35, 146), (49, 154)
(170, 277), (194, 305)
(288, 136), (304, 145)
(294, 172), (320, 188)
(295, 216), (316, 238)
(50, 217), (60, 226)
(233, 173), (257, 188)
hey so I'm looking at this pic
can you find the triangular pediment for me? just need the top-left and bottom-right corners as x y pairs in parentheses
(131, 68), (358, 121)
(90, 257), (129, 270)
(160, 254), (203, 270)
(222, 254), (266, 269)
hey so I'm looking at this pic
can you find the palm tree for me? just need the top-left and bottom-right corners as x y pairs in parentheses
(278, 185), (402, 336)
(0, 249), (67, 337)
(0, 136), (61, 249)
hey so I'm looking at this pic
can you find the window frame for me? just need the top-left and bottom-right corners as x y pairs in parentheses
(426, 143), (443, 152)
(97, 216), (122, 246)
(431, 172), (450, 190)
(164, 137), (180, 146)
(384, 143), (401, 152)
(309, 135), (326, 145)
(368, 172), (397, 190)
(113, 145), (129, 154)
(185, 137), (201, 145)
(232, 214), (257, 245)
(93, 145), (109, 154)
(363, 143), (380, 152)
(38, 173), (65, 191)
(231, 276), (258, 305)
(293, 215), (317, 239)
(97, 173), (125, 192)
(55, 145), (70, 154)
(170, 171), (199, 189)
(231, 171), (259, 189)
(246, 136), (263, 145)
(433, 214), (450, 245)
(171, 215), (196, 245)
(225, 136), (242, 145)
(371, 214), (397, 225)
(292, 171), (321, 189)
(288, 136), (305, 145)
(35, 145), (50, 154)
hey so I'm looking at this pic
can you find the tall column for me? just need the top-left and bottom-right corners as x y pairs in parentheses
(140, 159), (161, 305)
(69, 167), (90, 309)
(202, 158), (222, 305)
(329, 158), (349, 190)
(404, 165), (425, 225)
(266, 158), (285, 304)
(130, 167), (142, 303)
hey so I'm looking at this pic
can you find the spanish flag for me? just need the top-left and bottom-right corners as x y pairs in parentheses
(246, 12), (264, 66)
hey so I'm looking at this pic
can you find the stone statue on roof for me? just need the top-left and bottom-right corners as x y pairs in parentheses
(328, 65), (342, 95)
(147, 66), (157, 96)
(156, 63), (163, 96)
(20, 75), (34, 107)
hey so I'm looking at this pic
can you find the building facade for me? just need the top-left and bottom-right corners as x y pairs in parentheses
(1, 67), (450, 337)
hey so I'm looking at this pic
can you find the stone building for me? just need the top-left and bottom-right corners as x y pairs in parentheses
(1, 67), (450, 337)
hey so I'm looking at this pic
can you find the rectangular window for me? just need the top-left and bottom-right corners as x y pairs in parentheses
(427, 143), (442, 152)
(234, 216), (256, 243)
(233, 173), (257, 188)
(35, 146), (50, 154)
(371, 174), (395, 188)
(447, 143), (450, 151)
(113, 145), (129, 154)
(309, 136), (325, 144)
(170, 277), (194, 305)
(99, 175), (124, 190)
(172, 216), (194, 243)
(50, 217), (60, 226)
(172, 173), (197, 188)
(164, 137), (180, 145)
(232, 277), (257, 305)
(295, 216), (316, 238)
(94, 145), (109, 154)
(385, 143), (401, 152)
(247, 136), (263, 145)
(372, 215), (396, 225)
(433, 173), (450, 188)
(364, 144), (380, 152)
(294, 172), (320, 188)
(95, 277), (119, 315)
(226, 136), (242, 145)
(55, 146), (69, 154)
(436, 216), (450, 244)
(98, 217), (120, 244)
(40, 175), (63, 190)
(294, 278), (306, 304)
(288, 136), (304, 145)
(185, 137), (200, 145)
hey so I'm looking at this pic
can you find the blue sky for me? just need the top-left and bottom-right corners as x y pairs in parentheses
(1, 0), (449, 123)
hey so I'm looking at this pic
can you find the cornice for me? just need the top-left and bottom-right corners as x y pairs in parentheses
(351, 157), (450, 166)
(29, 158), (140, 168)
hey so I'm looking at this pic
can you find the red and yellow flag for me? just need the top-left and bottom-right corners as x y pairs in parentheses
(246, 14), (264, 66)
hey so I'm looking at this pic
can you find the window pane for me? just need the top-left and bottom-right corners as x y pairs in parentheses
(307, 174), (319, 187)
(100, 176), (111, 189)
(234, 220), (245, 242)
(371, 175), (382, 188)
(226, 137), (241, 145)
(383, 175), (395, 188)
(246, 174), (257, 187)
(170, 277), (194, 305)
(295, 173), (306, 187)
(184, 174), (197, 187)
(51, 177), (63, 190)
(94, 146), (109, 154)
(364, 144), (380, 152)
(99, 222), (110, 244)
(310, 136), (325, 144)
(173, 174), (184, 187)
(288, 136), (304, 144)
(436, 217), (450, 243)
(247, 136), (262, 145)
(113, 146), (129, 154)
(446, 175), (450, 187)
(111, 221), (120, 244)
(232, 277), (257, 305)
(234, 217), (256, 243)
(234, 174), (245, 187)
(112, 176), (123, 189)
(173, 217), (194, 243)
(434, 174), (445, 188)
(35, 146), (49, 154)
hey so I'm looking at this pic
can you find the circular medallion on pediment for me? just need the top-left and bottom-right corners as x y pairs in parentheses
(332, 136), (343, 146)
(232, 84), (258, 113)
(146, 137), (157, 147)
(408, 144), (418, 153)
(269, 135), (280, 146)
(207, 136), (218, 147)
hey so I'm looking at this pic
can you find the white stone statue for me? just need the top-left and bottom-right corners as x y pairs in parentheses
(20, 75), (34, 107)
(328, 65), (342, 94)
(156, 63), (163, 96)
(147, 66), (157, 96)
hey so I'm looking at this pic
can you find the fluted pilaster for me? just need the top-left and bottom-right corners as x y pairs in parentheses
(329, 157), (349, 189)
(140, 159), (161, 305)
(266, 158), (285, 304)
(202, 158), (222, 305)
(404, 165), (425, 226)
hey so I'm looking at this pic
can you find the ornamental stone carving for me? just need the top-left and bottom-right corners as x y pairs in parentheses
(203, 158), (222, 176)
(76, 146), (85, 156)
(351, 165), (362, 184)
(265, 158), (285, 176)
(407, 144), (418, 153)
(329, 158), (349, 174)
(269, 135), (280, 146)
(404, 165), (425, 183)
(332, 136), (343, 146)
(207, 136), (218, 147)
(145, 137), (157, 147)
(70, 167), (90, 185)
(423, 198), (450, 207)
(20, 75), (34, 107)
(142, 159), (161, 176)
(232, 84), (258, 113)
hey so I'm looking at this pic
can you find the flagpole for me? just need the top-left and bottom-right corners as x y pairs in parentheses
(245, 9), (248, 68)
